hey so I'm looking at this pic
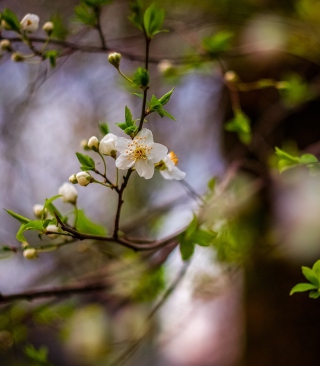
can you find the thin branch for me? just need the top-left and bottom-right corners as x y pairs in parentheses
(94, 6), (107, 49)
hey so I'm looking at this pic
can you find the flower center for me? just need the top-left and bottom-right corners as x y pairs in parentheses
(126, 137), (152, 162)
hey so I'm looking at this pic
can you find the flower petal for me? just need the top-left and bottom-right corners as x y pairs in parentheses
(116, 155), (134, 170)
(136, 128), (153, 143)
(116, 137), (131, 155)
(148, 143), (168, 163)
(135, 160), (154, 179)
(160, 166), (186, 180)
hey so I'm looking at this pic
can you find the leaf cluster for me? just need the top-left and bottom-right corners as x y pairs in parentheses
(290, 260), (320, 299)
(1, 8), (21, 32)
(117, 106), (138, 136)
(225, 109), (251, 145)
(275, 147), (318, 173)
(147, 88), (176, 120)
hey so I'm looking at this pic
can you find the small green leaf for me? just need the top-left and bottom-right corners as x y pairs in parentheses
(16, 221), (44, 242)
(125, 106), (134, 126)
(202, 31), (233, 55)
(124, 126), (138, 135)
(302, 266), (319, 286)
(225, 110), (251, 145)
(312, 260), (320, 277)
(290, 283), (318, 295)
(75, 152), (95, 169)
(158, 88), (174, 106)
(44, 50), (59, 68)
(4, 209), (30, 224)
(309, 291), (320, 299)
(161, 109), (176, 121)
(74, 3), (97, 26)
(190, 229), (217, 247)
(133, 67), (149, 88)
(116, 122), (128, 130)
(43, 195), (62, 213)
(1, 8), (21, 32)
(185, 215), (198, 237)
(207, 177), (216, 191)
(76, 210), (106, 236)
(143, 4), (165, 39)
(128, 0), (144, 31)
(99, 123), (109, 135)
(299, 154), (318, 164)
(279, 73), (313, 107)
(50, 13), (68, 40)
(179, 235), (195, 261)
(132, 92), (143, 99)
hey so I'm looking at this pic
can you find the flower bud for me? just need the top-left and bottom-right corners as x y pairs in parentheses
(80, 139), (89, 150)
(69, 174), (78, 184)
(158, 59), (174, 74)
(21, 241), (29, 249)
(76, 171), (92, 186)
(99, 133), (118, 156)
(224, 71), (239, 83)
(33, 204), (47, 219)
(58, 182), (78, 204)
(23, 248), (38, 260)
(20, 14), (39, 33)
(108, 52), (121, 69)
(0, 39), (12, 52)
(88, 136), (99, 151)
(42, 21), (54, 34)
(11, 52), (24, 62)
(1, 20), (11, 30)
(46, 224), (59, 238)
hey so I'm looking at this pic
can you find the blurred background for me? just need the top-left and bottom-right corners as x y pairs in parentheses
(1, 0), (320, 365)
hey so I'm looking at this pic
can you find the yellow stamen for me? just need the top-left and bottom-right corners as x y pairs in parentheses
(169, 151), (178, 165)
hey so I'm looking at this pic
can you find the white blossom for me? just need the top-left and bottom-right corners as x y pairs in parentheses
(69, 174), (78, 184)
(115, 128), (168, 179)
(159, 151), (186, 180)
(46, 224), (59, 239)
(99, 133), (118, 156)
(158, 59), (174, 74)
(42, 21), (54, 33)
(33, 204), (46, 219)
(76, 171), (92, 186)
(88, 136), (99, 150)
(23, 248), (38, 260)
(58, 182), (78, 204)
(108, 52), (121, 69)
(20, 14), (39, 33)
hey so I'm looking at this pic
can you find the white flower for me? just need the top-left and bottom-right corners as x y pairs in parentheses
(23, 248), (38, 260)
(20, 14), (39, 33)
(88, 136), (99, 151)
(33, 204), (46, 219)
(42, 21), (54, 33)
(69, 174), (78, 184)
(159, 151), (186, 180)
(46, 224), (59, 238)
(108, 52), (121, 69)
(99, 133), (118, 156)
(58, 182), (78, 204)
(158, 59), (174, 74)
(76, 171), (92, 186)
(115, 128), (168, 179)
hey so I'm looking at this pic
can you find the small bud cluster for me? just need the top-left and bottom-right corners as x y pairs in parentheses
(108, 52), (122, 69)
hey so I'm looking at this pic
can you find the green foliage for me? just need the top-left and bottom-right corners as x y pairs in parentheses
(148, 90), (176, 120)
(225, 109), (251, 145)
(279, 73), (313, 107)
(275, 147), (318, 173)
(1, 8), (20, 32)
(117, 106), (138, 136)
(207, 177), (216, 191)
(128, 0), (144, 31)
(133, 67), (149, 88)
(132, 266), (165, 302)
(74, 3), (97, 27)
(76, 152), (95, 170)
(179, 216), (217, 261)
(82, 0), (113, 6)
(76, 209), (107, 236)
(143, 4), (165, 39)
(4, 209), (30, 224)
(50, 14), (68, 40)
(290, 260), (320, 298)
(202, 30), (233, 55)
(99, 122), (109, 135)
(44, 50), (59, 68)
(16, 220), (44, 242)
(24, 344), (52, 366)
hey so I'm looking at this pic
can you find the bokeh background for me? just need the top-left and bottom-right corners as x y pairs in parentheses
(1, 0), (320, 365)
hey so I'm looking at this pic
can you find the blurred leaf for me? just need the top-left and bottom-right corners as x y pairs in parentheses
(133, 67), (149, 88)
(24, 344), (51, 365)
(132, 266), (165, 302)
(4, 209), (30, 224)
(302, 266), (319, 286)
(76, 210), (106, 236)
(275, 147), (318, 173)
(83, 0), (113, 6)
(312, 260), (320, 276)
(44, 50), (59, 68)
(279, 73), (313, 107)
(225, 109), (251, 145)
(16, 221), (44, 242)
(99, 122), (109, 135)
(50, 13), (68, 40)
(309, 291), (320, 299)
(143, 4), (165, 39)
(207, 177), (216, 191)
(179, 234), (195, 261)
(290, 283), (318, 295)
(128, 0), (144, 31)
(1, 8), (20, 32)
(74, 3), (97, 26)
(125, 106), (134, 126)
(202, 30), (233, 55)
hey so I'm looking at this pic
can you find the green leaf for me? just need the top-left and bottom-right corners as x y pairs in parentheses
(279, 73), (313, 107)
(116, 122), (128, 130)
(76, 210), (106, 236)
(158, 88), (174, 106)
(75, 152), (95, 170)
(202, 31), (233, 55)
(16, 221), (44, 242)
(4, 209), (30, 224)
(274, 148), (318, 173)
(99, 123), (109, 135)
(299, 153), (318, 164)
(161, 109), (176, 121)
(1, 8), (21, 32)
(302, 266), (319, 286)
(125, 106), (134, 126)
(185, 215), (198, 237)
(83, 0), (113, 6)
(50, 13), (68, 41)
(290, 283), (318, 295)
(132, 266), (165, 302)
(143, 4), (165, 39)
(46, 202), (63, 221)
(179, 235), (195, 261)
(312, 260), (320, 277)
(225, 110), (251, 145)
(133, 67), (149, 88)
(44, 50), (59, 68)
(24, 344), (50, 364)
(43, 195), (62, 214)
(74, 3), (97, 26)
(132, 92), (143, 99)
(124, 126), (138, 135)
(309, 291), (320, 299)
(190, 229), (217, 247)
(128, 0), (144, 31)
(207, 177), (216, 191)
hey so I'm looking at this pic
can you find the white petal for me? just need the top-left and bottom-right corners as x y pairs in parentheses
(160, 166), (186, 180)
(116, 155), (134, 170)
(148, 143), (168, 163)
(135, 160), (154, 179)
(136, 128), (153, 143)
(115, 137), (131, 155)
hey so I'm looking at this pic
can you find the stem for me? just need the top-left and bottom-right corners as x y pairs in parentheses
(98, 152), (107, 176)
(117, 69), (133, 83)
(94, 6), (107, 49)
(73, 202), (79, 228)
